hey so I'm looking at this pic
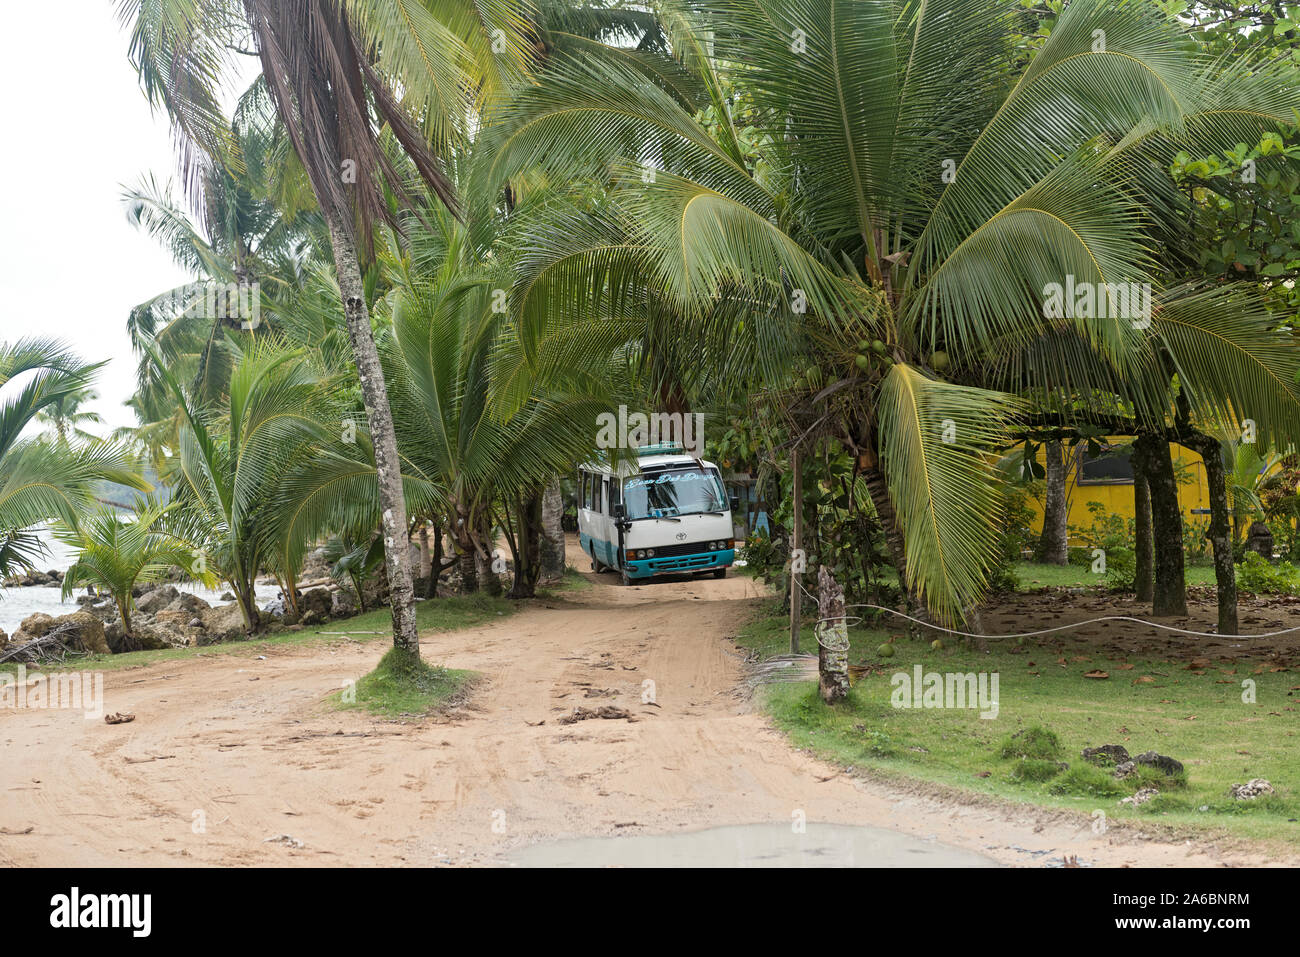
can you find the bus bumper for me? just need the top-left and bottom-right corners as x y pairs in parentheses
(623, 549), (735, 579)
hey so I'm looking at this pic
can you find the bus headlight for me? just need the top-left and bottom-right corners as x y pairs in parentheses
(645, 549), (655, 557)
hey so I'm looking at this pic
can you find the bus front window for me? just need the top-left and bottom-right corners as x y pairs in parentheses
(622, 468), (726, 519)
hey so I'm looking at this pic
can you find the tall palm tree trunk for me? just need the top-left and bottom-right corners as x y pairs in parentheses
(510, 491), (544, 599)
(417, 523), (433, 598)
(539, 479), (566, 582)
(476, 516), (503, 596)
(1133, 433), (1187, 616)
(1133, 466), (1154, 603)
(323, 209), (419, 657)
(1034, 441), (1069, 564)
(1188, 433), (1237, 635)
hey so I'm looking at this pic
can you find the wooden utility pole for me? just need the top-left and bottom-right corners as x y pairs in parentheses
(789, 449), (802, 654)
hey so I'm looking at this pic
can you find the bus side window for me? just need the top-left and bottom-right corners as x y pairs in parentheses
(609, 479), (622, 510)
(600, 478), (609, 514)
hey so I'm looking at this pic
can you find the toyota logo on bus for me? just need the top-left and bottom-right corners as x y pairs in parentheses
(676, 532), (688, 540)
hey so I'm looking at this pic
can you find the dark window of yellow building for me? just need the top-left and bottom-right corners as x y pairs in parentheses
(1077, 445), (1134, 485)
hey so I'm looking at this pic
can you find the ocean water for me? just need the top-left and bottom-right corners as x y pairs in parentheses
(0, 526), (279, 635)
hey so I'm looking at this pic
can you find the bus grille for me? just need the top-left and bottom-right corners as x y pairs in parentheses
(646, 554), (716, 571)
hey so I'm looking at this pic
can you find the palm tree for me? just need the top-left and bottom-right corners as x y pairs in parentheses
(119, 0), (538, 660)
(149, 341), (336, 632)
(56, 498), (213, 642)
(34, 386), (104, 446)
(0, 339), (144, 579)
(1226, 440), (1283, 546)
(123, 87), (319, 412)
(485, 0), (1300, 623)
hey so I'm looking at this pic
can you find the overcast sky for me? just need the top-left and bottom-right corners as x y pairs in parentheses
(0, 3), (254, 433)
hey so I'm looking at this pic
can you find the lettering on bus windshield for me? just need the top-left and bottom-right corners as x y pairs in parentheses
(623, 469), (725, 519)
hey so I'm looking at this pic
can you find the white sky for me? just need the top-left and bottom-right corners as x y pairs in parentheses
(0, 3), (255, 433)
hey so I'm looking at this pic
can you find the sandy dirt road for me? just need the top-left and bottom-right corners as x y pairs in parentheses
(1, 551), (1289, 867)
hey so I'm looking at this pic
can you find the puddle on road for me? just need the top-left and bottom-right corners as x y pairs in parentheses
(505, 822), (1000, 868)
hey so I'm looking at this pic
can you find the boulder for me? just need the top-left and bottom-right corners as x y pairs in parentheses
(50, 612), (110, 656)
(1134, 750), (1184, 776)
(18, 612), (57, 641)
(165, 592), (211, 617)
(126, 625), (173, 651)
(362, 575), (390, 609)
(0, 628), (7, 650)
(1082, 744), (1131, 767)
(153, 609), (194, 635)
(300, 587), (332, 620)
(136, 585), (180, 615)
(197, 602), (247, 646)
(1120, 788), (1159, 806)
(1114, 761), (1136, 779)
(1230, 778), (1274, 800)
(104, 618), (125, 649)
(330, 587), (360, 619)
(300, 608), (326, 627)
(82, 600), (119, 622)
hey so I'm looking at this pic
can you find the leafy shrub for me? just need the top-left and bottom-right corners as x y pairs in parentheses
(1183, 518), (1213, 566)
(1067, 545), (1093, 567)
(1070, 501), (1134, 552)
(1103, 546), (1136, 592)
(999, 725), (1062, 761)
(1236, 552), (1300, 595)
(986, 560), (1021, 595)
(1000, 486), (1038, 561)
(1009, 758), (1065, 783)
(1049, 764), (1129, 798)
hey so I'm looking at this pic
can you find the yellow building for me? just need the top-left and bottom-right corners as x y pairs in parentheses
(1024, 440), (1211, 543)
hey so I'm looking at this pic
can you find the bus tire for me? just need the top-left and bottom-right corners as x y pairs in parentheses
(713, 567), (727, 579)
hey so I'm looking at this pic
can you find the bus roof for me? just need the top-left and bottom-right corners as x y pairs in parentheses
(579, 448), (718, 476)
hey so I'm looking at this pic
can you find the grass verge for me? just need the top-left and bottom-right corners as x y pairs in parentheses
(738, 605), (1300, 850)
(334, 645), (477, 719)
(1, 592), (516, 675)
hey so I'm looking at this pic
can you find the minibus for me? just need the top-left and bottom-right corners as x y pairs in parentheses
(576, 444), (738, 585)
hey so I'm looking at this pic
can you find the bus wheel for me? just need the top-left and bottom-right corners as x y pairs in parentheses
(713, 567), (727, 579)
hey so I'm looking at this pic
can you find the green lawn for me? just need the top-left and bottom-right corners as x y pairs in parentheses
(1014, 561), (1219, 589)
(738, 606), (1300, 851)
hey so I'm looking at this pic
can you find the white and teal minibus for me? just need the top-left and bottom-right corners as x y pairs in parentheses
(576, 444), (738, 585)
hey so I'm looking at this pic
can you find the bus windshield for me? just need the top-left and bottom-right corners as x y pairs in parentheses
(623, 468), (727, 520)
